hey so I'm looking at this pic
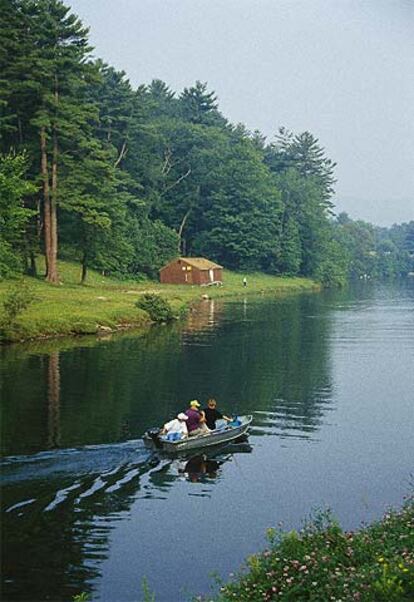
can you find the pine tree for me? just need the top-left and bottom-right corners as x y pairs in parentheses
(179, 81), (226, 127)
(265, 129), (337, 276)
(34, 0), (92, 282)
(0, 152), (36, 277)
(2, 0), (93, 282)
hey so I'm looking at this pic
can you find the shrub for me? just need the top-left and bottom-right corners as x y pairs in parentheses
(0, 281), (36, 341)
(136, 293), (174, 323)
(214, 496), (414, 601)
(2, 281), (35, 321)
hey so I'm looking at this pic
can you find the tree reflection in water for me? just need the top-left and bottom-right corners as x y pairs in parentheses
(47, 351), (61, 449)
(1, 291), (337, 601)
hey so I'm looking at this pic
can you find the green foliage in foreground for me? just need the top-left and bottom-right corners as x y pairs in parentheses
(72, 576), (156, 602)
(72, 499), (413, 602)
(207, 497), (414, 602)
(141, 576), (156, 602)
(72, 594), (90, 602)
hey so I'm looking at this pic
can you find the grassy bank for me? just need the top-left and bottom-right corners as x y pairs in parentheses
(208, 496), (414, 602)
(0, 260), (319, 343)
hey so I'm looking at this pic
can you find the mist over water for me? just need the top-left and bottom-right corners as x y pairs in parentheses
(1, 281), (413, 601)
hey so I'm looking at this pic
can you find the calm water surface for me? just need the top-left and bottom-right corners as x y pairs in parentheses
(1, 281), (413, 601)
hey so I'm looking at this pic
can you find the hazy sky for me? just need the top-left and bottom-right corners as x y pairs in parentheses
(68, 0), (414, 226)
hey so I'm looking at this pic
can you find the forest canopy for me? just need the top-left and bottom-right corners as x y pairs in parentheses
(1, 0), (413, 285)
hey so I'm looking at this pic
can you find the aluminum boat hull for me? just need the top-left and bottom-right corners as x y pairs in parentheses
(144, 414), (252, 454)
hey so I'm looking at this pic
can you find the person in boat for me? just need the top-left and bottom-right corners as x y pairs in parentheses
(160, 413), (189, 440)
(202, 398), (232, 431)
(185, 400), (210, 436)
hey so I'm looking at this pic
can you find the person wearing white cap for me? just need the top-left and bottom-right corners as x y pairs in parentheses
(185, 400), (210, 436)
(160, 413), (189, 440)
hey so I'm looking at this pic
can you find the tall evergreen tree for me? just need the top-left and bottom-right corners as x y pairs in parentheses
(265, 128), (337, 277)
(268, 128), (336, 203)
(1, 0), (94, 282)
(147, 79), (178, 119)
(179, 81), (226, 127)
(0, 152), (36, 277)
(31, 0), (93, 282)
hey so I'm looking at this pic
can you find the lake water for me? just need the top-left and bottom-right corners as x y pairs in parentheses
(1, 281), (413, 602)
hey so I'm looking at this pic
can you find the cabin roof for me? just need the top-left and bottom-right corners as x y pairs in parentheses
(160, 257), (223, 271)
(180, 257), (223, 270)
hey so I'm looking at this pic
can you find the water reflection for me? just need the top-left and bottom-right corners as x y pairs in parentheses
(47, 352), (61, 449)
(1, 439), (252, 600)
(1, 282), (414, 601)
(1, 290), (335, 457)
(183, 454), (221, 482)
(182, 441), (252, 483)
(183, 298), (223, 336)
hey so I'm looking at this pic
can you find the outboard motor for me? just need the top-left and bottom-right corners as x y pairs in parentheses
(146, 428), (163, 449)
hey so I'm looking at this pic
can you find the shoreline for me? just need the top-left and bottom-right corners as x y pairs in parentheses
(210, 495), (414, 601)
(0, 263), (320, 345)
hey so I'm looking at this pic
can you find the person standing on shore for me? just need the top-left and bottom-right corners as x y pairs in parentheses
(243, 277), (247, 287)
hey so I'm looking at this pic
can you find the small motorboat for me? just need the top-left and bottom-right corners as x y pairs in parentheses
(143, 415), (253, 454)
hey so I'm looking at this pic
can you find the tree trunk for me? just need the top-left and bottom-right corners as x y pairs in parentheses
(47, 127), (59, 283)
(17, 115), (23, 145)
(25, 251), (37, 277)
(178, 208), (192, 253)
(40, 126), (52, 278)
(81, 252), (88, 284)
(29, 252), (37, 277)
(114, 140), (127, 167)
(44, 77), (60, 284)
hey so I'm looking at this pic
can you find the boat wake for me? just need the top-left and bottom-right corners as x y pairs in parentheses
(1, 439), (148, 479)
(1, 438), (251, 516)
(1, 439), (158, 515)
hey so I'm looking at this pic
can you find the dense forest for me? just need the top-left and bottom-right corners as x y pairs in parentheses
(1, 0), (413, 286)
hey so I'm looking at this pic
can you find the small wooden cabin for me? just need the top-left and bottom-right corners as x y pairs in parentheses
(159, 257), (223, 285)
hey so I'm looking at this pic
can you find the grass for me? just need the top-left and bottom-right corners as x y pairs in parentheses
(204, 496), (414, 602)
(0, 258), (319, 343)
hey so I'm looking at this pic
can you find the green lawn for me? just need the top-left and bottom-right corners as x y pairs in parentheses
(0, 259), (319, 342)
